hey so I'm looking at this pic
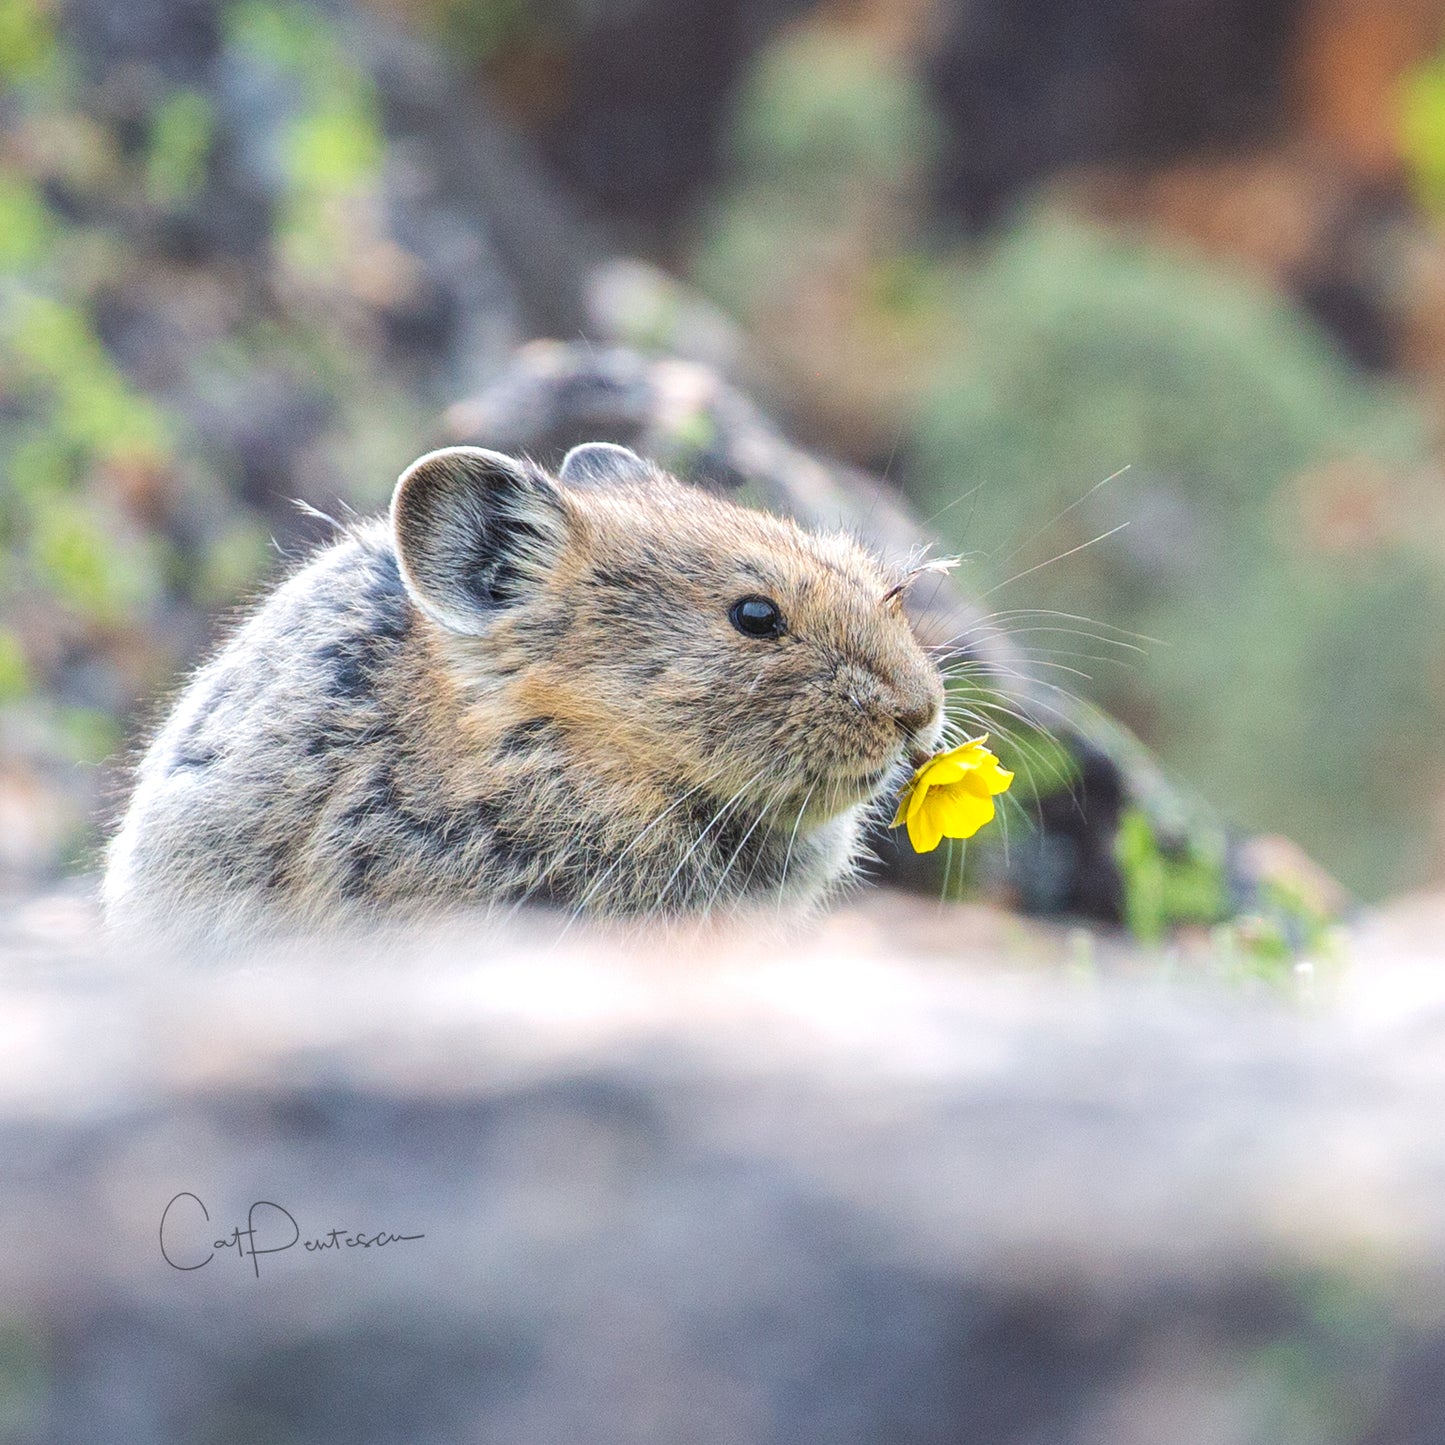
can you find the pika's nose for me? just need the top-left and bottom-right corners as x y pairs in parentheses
(894, 693), (942, 740)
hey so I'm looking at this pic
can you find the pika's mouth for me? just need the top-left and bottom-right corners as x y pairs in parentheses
(907, 742), (935, 771)
(803, 749), (909, 814)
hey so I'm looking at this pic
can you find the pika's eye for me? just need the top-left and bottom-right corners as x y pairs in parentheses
(730, 595), (784, 639)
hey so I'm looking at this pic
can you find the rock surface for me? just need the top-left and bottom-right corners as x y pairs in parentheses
(1, 890), (1443, 1443)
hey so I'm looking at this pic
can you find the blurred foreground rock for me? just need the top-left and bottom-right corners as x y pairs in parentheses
(2, 894), (1445, 1443)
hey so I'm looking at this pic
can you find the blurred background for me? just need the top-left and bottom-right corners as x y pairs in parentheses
(2, 0), (1445, 903)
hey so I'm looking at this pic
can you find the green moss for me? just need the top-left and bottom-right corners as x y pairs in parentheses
(29, 498), (165, 625)
(1401, 48), (1445, 214)
(0, 0), (56, 86)
(1115, 805), (1229, 944)
(0, 172), (56, 273)
(145, 88), (214, 204)
(0, 629), (31, 702)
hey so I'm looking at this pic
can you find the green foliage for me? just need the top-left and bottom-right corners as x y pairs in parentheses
(145, 89), (214, 204)
(1211, 869), (1343, 986)
(0, 0), (493, 883)
(912, 214), (1444, 898)
(1401, 48), (1445, 213)
(0, 628), (31, 702)
(1115, 806), (1229, 944)
(416, 0), (543, 63)
(0, 172), (56, 272)
(693, 29), (938, 316)
(29, 496), (165, 625)
(226, 0), (337, 68)
(285, 97), (381, 196)
(725, 30), (940, 198)
(190, 517), (273, 607)
(0, 0), (57, 86)
(7, 293), (170, 459)
(914, 214), (1424, 557)
(226, 0), (384, 272)
(1, 185), (175, 632)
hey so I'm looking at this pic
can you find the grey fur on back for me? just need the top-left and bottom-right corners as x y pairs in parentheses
(104, 527), (412, 942)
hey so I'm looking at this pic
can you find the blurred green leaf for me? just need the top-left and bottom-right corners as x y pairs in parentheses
(29, 497), (164, 625)
(0, 0), (56, 86)
(285, 96), (382, 194)
(145, 88), (214, 204)
(1401, 49), (1445, 213)
(0, 629), (32, 702)
(0, 173), (55, 272)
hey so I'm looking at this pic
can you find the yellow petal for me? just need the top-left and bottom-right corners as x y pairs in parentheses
(907, 772), (934, 825)
(915, 736), (990, 786)
(906, 793), (947, 853)
(935, 785), (996, 839)
(975, 756), (1015, 795)
(916, 756), (967, 786)
(890, 737), (1013, 853)
(889, 782), (915, 830)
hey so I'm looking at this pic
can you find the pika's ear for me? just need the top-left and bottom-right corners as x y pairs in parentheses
(557, 441), (655, 489)
(390, 447), (569, 635)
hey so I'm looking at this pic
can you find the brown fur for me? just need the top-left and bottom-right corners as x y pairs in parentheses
(103, 445), (944, 944)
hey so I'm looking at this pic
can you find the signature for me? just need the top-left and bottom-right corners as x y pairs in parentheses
(160, 1192), (425, 1277)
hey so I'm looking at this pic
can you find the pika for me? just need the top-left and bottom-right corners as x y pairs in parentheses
(102, 444), (945, 943)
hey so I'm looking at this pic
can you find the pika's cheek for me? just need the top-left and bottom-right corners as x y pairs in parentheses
(815, 688), (899, 765)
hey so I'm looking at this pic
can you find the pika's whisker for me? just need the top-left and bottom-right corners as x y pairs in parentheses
(657, 779), (757, 916)
(775, 784), (816, 915)
(561, 775), (717, 932)
(702, 787), (785, 918)
(985, 465), (1131, 575)
(975, 522), (1131, 603)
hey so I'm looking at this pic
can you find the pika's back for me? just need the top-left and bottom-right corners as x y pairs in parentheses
(104, 444), (944, 945)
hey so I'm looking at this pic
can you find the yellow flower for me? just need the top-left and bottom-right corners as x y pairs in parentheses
(891, 735), (1014, 853)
